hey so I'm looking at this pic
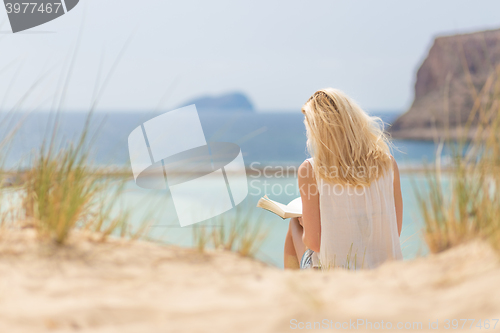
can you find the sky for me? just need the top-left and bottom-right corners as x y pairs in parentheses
(0, 0), (500, 113)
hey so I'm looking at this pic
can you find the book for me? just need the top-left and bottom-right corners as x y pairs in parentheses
(256, 195), (302, 219)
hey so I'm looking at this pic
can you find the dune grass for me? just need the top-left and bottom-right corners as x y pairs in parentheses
(20, 115), (140, 244)
(415, 64), (500, 253)
(193, 207), (268, 258)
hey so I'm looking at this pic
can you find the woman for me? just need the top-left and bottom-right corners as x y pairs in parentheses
(284, 88), (403, 270)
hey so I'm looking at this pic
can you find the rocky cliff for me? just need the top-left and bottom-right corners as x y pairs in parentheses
(390, 28), (500, 140)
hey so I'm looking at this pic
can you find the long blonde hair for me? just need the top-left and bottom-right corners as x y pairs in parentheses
(302, 88), (392, 186)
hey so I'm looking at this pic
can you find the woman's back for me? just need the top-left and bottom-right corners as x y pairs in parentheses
(307, 157), (403, 270)
(283, 88), (403, 270)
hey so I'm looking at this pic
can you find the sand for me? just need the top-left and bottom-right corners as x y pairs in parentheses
(0, 227), (499, 333)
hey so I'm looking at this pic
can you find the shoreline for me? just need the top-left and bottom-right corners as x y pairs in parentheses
(0, 164), (458, 186)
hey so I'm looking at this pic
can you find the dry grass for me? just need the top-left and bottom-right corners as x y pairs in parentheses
(0, 110), (26, 228)
(193, 207), (268, 258)
(20, 115), (140, 244)
(416, 62), (500, 253)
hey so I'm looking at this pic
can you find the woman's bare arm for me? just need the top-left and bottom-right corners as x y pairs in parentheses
(298, 160), (321, 253)
(392, 156), (403, 237)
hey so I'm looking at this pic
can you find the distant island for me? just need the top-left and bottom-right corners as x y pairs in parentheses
(180, 92), (255, 112)
(390, 28), (500, 140)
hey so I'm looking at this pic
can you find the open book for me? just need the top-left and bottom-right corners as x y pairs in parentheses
(256, 195), (302, 219)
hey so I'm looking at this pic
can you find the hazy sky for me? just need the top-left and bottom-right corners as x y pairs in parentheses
(1, 0), (500, 113)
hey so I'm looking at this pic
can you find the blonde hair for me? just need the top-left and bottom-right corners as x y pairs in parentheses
(302, 88), (392, 186)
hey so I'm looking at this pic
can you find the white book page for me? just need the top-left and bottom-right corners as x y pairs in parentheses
(285, 197), (302, 215)
(268, 200), (288, 213)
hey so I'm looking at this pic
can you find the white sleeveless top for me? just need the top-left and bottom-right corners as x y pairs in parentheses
(307, 158), (403, 270)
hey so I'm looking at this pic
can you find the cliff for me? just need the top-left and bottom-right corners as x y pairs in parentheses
(181, 92), (255, 112)
(390, 28), (500, 140)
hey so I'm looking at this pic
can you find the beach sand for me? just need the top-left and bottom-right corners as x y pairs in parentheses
(0, 227), (499, 333)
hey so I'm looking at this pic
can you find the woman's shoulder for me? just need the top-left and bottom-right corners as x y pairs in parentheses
(300, 158), (314, 170)
(298, 159), (315, 181)
(387, 154), (398, 173)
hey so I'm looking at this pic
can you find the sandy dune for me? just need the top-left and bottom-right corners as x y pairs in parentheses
(0, 227), (499, 333)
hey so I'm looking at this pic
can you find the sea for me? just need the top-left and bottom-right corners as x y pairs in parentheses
(1, 110), (449, 267)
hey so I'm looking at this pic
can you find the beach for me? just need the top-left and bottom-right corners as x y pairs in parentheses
(2, 2), (500, 332)
(1, 226), (498, 333)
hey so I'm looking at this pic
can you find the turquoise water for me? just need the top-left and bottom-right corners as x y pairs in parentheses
(118, 172), (432, 268)
(1, 111), (445, 267)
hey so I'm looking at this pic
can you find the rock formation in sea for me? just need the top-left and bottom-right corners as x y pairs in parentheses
(390, 28), (500, 140)
(180, 92), (255, 112)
